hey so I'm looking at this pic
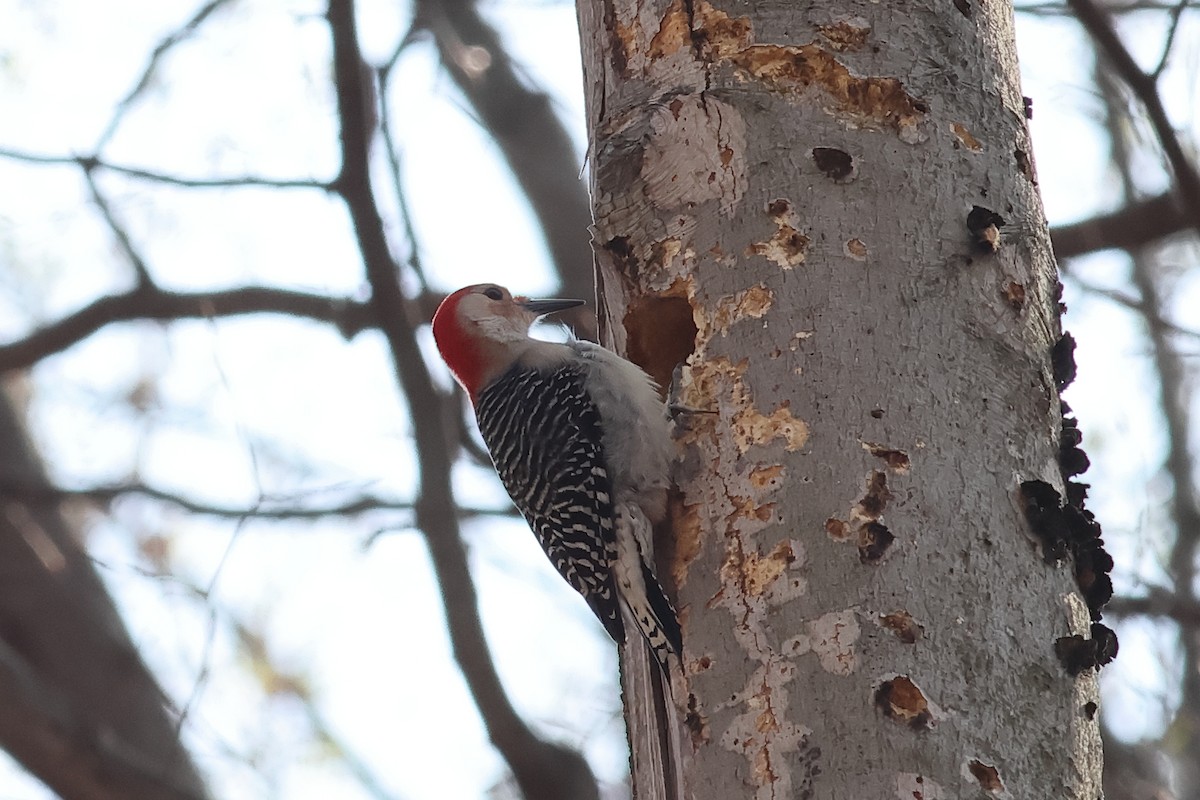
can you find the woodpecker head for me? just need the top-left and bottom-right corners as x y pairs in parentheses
(432, 283), (584, 399)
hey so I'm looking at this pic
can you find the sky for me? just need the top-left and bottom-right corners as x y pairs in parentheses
(0, 0), (1197, 797)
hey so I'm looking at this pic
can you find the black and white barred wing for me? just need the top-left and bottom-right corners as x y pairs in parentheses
(474, 365), (625, 645)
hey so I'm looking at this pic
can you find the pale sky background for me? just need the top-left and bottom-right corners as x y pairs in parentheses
(0, 0), (1197, 797)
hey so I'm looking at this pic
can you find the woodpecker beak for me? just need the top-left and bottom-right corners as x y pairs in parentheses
(519, 297), (585, 317)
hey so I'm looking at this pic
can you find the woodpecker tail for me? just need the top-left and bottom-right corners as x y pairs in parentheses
(614, 504), (683, 683)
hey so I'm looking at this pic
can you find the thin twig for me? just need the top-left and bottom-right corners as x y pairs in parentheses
(0, 149), (329, 190)
(82, 166), (154, 287)
(94, 0), (238, 149)
(1152, 0), (1191, 79)
(229, 617), (404, 800)
(0, 479), (515, 521)
(102, 562), (406, 800)
(1060, 268), (1200, 340)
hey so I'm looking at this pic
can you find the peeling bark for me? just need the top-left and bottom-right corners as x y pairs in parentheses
(576, 0), (1105, 796)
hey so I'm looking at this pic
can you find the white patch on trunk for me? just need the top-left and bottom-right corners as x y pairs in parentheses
(642, 94), (747, 217)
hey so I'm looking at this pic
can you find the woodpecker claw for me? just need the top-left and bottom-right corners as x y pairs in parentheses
(669, 403), (718, 418)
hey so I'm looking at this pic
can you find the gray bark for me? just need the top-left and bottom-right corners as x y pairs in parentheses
(576, 0), (1104, 797)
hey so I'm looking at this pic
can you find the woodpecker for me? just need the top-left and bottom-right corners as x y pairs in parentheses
(432, 283), (683, 679)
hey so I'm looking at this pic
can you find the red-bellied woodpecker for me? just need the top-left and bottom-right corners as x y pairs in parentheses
(432, 283), (683, 679)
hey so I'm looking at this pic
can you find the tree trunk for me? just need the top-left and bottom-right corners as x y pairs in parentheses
(0, 387), (210, 800)
(576, 0), (1108, 797)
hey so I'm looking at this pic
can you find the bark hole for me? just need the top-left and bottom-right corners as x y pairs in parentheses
(625, 294), (698, 396)
(1002, 280), (1026, 311)
(966, 205), (1005, 253)
(865, 444), (910, 472)
(875, 676), (931, 729)
(879, 611), (923, 643)
(811, 147), (855, 181)
(967, 760), (1003, 792)
(603, 236), (639, 278)
(858, 470), (892, 516)
(858, 521), (894, 563)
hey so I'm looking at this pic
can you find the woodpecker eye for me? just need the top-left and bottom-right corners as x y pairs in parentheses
(483, 287), (503, 301)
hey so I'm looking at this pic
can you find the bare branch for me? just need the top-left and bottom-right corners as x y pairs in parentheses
(0, 148), (329, 190)
(1097, 68), (1200, 610)
(1106, 593), (1200, 625)
(0, 481), (408, 519)
(0, 479), (520, 524)
(1152, 0), (1191, 79)
(100, 567), (404, 800)
(1050, 192), (1189, 259)
(0, 285), (377, 372)
(1018, 0), (1191, 14)
(1099, 62), (1200, 794)
(1067, 0), (1200, 234)
(325, 3), (599, 797)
